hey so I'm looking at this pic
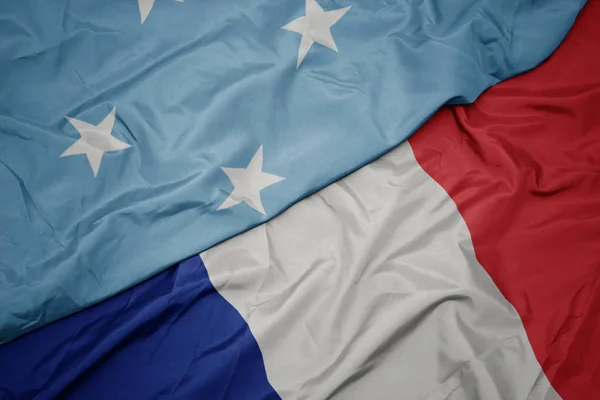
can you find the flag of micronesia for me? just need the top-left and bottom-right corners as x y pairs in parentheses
(0, 0), (587, 342)
(1, 2), (599, 399)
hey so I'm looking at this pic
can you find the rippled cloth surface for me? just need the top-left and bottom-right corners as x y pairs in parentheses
(0, 0), (586, 342)
(1, 2), (598, 398)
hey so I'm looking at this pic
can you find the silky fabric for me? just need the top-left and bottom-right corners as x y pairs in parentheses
(201, 142), (556, 400)
(0, 143), (555, 400)
(0, 3), (598, 398)
(0, 256), (279, 400)
(410, 1), (600, 397)
(0, 0), (587, 342)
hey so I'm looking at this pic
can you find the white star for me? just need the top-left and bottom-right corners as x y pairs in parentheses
(282, 0), (351, 68)
(138, 0), (184, 24)
(218, 146), (285, 215)
(61, 107), (131, 177)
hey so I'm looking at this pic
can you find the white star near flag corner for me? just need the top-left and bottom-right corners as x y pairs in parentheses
(138, 0), (184, 24)
(217, 146), (285, 215)
(61, 107), (131, 177)
(282, 0), (351, 68)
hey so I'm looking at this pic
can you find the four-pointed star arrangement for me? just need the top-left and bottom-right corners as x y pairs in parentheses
(61, 0), (350, 214)
(61, 107), (131, 177)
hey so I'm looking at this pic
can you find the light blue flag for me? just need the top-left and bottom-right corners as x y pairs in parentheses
(0, 0), (586, 342)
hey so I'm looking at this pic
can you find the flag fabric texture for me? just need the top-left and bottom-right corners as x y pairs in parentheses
(1, 1), (599, 399)
(0, 0), (587, 343)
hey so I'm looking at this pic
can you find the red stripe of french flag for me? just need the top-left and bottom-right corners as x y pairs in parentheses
(410, 2), (600, 398)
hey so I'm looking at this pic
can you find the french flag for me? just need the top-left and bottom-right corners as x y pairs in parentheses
(1, 2), (599, 399)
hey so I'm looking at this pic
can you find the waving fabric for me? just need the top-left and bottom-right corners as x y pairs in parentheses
(1, 2), (598, 398)
(0, 0), (587, 342)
